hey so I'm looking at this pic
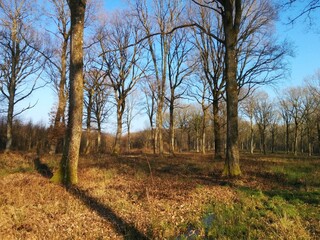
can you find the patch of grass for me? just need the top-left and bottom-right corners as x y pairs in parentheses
(270, 162), (320, 189)
(187, 189), (313, 239)
(0, 163), (34, 177)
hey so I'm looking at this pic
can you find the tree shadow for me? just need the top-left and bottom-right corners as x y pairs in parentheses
(68, 186), (150, 240)
(33, 158), (53, 178)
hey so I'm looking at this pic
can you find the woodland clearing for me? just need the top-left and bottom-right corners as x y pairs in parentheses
(0, 152), (319, 239)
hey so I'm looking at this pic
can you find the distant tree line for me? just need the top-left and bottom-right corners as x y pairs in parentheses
(2, 79), (320, 159)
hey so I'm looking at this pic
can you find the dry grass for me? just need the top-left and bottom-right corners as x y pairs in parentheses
(0, 152), (319, 239)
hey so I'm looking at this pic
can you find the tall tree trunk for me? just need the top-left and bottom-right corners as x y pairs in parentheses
(294, 122), (298, 156)
(201, 100), (207, 154)
(262, 128), (266, 155)
(97, 131), (101, 153)
(169, 97), (175, 155)
(51, 0), (86, 186)
(5, 20), (18, 153)
(127, 122), (131, 152)
(250, 116), (254, 154)
(156, 34), (168, 155)
(201, 127), (206, 154)
(286, 120), (290, 154)
(5, 100), (14, 152)
(51, 38), (68, 153)
(271, 129), (275, 153)
(152, 127), (157, 154)
(222, 0), (242, 177)
(196, 129), (199, 153)
(213, 101), (224, 159)
(84, 90), (93, 154)
(113, 100), (125, 155)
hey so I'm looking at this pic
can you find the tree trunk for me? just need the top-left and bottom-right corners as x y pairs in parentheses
(84, 90), (93, 154)
(5, 96), (14, 152)
(97, 129), (101, 153)
(51, 37), (68, 153)
(127, 122), (131, 152)
(202, 130), (206, 154)
(222, 1), (242, 177)
(96, 115), (102, 153)
(156, 33), (167, 155)
(169, 98), (175, 154)
(156, 101), (164, 154)
(51, 0), (86, 187)
(262, 128), (266, 155)
(294, 122), (298, 156)
(271, 129), (275, 153)
(5, 21), (18, 153)
(250, 116), (254, 154)
(286, 120), (290, 154)
(113, 100), (125, 155)
(213, 101), (224, 160)
(5, 107), (13, 152)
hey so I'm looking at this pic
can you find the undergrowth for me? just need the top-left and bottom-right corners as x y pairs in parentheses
(0, 152), (319, 239)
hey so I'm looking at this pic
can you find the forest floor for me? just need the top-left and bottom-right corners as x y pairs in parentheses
(0, 151), (319, 239)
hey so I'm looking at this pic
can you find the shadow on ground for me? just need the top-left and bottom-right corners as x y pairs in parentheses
(34, 157), (149, 239)
(33, 158), (53, 178)
(68, 187), (150, 240)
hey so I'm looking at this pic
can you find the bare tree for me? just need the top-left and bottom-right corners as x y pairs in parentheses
(191, 3), (225, 159)
(0, 0), (45, 152)
(306, 70), (320, 152)
(284, 0), (320, 23)
(142, 77), (157, 153)
(189, 75), (211, 154)
(52, 0), (86, 186)
(124, 91), (141, 152)
(191, 0), (289, 176)
(269, 109), (280, 154)
(44, 0), (71, 153)
(191, 0), (243, 176)
(83, 61), (112, 154)
(253, 92), (273, 155)
(281, 87), (308, 156)
(166, 28), (194, 155)
(240, 92), (256, 154)
(99, 11), (148, 155)
(279, 98), (293, 154)
(175, 105), (192, 151)
(301, 87), (318, 156)
(134, 0), (185, 155)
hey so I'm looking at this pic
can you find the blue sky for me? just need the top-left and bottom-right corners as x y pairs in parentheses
(21, 1), (320, 130)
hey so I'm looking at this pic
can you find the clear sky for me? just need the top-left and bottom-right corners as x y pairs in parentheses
(21, 1), (320, 131)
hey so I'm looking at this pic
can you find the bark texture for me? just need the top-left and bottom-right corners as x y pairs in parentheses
(52, 0), (86, 186)
(222, 0), (242, 177)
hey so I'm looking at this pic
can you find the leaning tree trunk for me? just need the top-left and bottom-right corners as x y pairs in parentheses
(51, 0), (86, 186)
(222, 0), (242, 177)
